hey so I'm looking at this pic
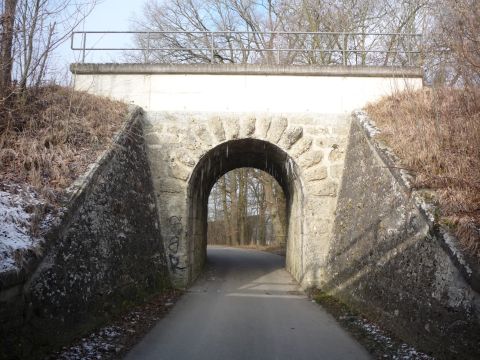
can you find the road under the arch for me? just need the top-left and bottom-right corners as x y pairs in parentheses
(125, 246), (371, 360)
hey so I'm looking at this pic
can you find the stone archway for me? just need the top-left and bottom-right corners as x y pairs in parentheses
(186, 138), (304, 284)
(143, 112), (349, 288)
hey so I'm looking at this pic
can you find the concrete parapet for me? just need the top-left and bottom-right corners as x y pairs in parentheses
(71, 63), (423, 78)
(72, 64), (423, 114)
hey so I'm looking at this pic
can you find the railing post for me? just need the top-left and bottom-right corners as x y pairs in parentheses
(210, 32), (214, 63)
(146, 32), (151, 64)
(407, 34), (414, 67)
(82, 32), (87, 63)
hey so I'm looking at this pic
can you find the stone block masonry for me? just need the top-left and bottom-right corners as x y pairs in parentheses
(0, 108), (170, 359)
(143, 111), (350, 287)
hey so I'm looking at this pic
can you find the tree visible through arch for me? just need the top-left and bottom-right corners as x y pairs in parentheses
(207, 168), (287, 249)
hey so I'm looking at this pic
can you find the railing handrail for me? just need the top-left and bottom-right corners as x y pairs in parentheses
(71, 30), (422, 66)
(72, 30), (422, 36)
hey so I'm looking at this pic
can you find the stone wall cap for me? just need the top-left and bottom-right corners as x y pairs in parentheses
(70, 63), (423, 78)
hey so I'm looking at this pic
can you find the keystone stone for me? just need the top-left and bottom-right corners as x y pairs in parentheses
(223, 117), (240, 140)
(240, 116), (256, 137)
(208, 117), (226, 142)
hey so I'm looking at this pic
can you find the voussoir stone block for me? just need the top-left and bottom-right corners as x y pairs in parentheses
(240, 116), (256, 137)
(208, 116), (226, 142)
(280, 126), (303, 150)
(223, 117), (240, 140)
(267, 117), (288, 143)
(255, 116), (271, 139)
(290, 137), (313, 158)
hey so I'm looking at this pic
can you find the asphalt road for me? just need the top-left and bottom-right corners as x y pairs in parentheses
(125, 246), (372, 360)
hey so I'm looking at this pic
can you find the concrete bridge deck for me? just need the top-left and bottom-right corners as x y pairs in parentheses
(71, 64), (422, 113)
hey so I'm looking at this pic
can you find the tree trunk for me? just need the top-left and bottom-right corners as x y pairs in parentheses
(263, 174), (286, 246)
(220, 176), (231, 245)
(1, 0), (18, 98)
(258, 188), (267, 246)
(238, 168), (248, 245)
(229, 172), (239, 245)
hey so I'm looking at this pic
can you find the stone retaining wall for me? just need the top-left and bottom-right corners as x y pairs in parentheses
(0, 108), (170, 359)
(326, 112), (480, 359)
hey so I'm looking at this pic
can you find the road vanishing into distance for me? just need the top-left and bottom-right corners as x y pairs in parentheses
(125, 246), (371, 360)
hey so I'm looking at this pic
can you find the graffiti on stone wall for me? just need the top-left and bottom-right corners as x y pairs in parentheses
(167, 216), (186, 272)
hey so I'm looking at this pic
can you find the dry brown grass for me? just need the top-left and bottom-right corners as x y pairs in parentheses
(365, 87), (480, 257)
(0, 85), (128, 204)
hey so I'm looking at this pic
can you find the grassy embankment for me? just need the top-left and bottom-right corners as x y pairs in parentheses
(365, 87), (480, 257)
(0, 85), (128, 215)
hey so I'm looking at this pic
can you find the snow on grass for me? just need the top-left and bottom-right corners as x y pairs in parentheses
(0, 184), (46, 273)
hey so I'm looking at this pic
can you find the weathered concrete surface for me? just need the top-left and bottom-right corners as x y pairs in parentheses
(143, 112), (350, 288)
(71, 64), (422, 113)
(325, 114), (480, 359)
(0, 109), (170, 359)
(125, 246), (372, 360)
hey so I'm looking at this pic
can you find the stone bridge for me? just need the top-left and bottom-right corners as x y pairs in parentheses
(72, 64), (422, 287)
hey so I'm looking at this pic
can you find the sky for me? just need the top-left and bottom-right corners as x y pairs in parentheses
(59, 0), (147, 67)
(80, 0), (145, 30)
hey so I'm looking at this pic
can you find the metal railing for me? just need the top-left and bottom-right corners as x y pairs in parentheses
(71, 30), (422, 67)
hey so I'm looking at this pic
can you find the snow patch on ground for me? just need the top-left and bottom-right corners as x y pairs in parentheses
(353, 318), (435, 359)
(0, 185), (46, 273)
(51, 326), (125, 360)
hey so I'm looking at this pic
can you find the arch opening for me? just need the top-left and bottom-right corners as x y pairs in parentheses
(187, 138), (304, 284)
(207, 168), (287, 249)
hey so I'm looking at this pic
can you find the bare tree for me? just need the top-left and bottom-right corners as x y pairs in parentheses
(13, 0), (98, 91)
(208, 168), (286, 247)
(428, 0), (480, 85)
(131, 0), (425, 66)
(0, 0), (18, 98)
